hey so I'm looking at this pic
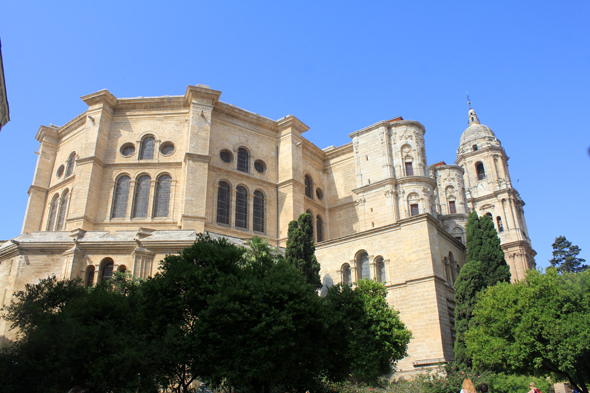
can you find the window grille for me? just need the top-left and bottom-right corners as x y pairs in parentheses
(101, 260), (114, 283)
(139, 136), (155, 160)
(65, 152), (76, 177)
(410, 203), (419, 216)
(316, 215), (324, 242)
(237, 148), (249, 172)
(132, 175), (151, 218)
(153, 175), (172, 217)
(304, 175), (313, 198)
(235, 186), (248, 229)
(55, 189), (70, 231)
(216, 182), (231, 225)
(86, 266), (95, 287)
(111, 176), (131, 218)
(449, 200), (456, 214)
(46, 194), (60, 231)
(358, 252), (370, 280)
(405, 162), (414, 176)
(253, 190), (265, 232)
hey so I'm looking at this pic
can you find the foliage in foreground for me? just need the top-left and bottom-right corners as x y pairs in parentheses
(285, 213), (322, 290)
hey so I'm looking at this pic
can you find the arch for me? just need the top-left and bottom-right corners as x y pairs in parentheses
(55, 188), (70, 231)
(111, 175), (131, 218)
(100, 258), (114, 284)
(132, 175), (151, 218)
(216, 181), (231, 225)
(65, 152), (76, 177)
(449, 252), (458, 282)
(316, 215), (324, 242)
(356, 250), (370, 280)
(304, 175), (313, 198)
(253, 190), (265, 233)
(237, 147), (249, 172)
(235, 185), (248, 229)
(139, 135), (155, 160)
(85, 266), (95, 287)
(46, 193), (60, 231)
(375, 256), (386, 283)
(153, 174), (172, 217)
(341, 263), (351, 285)
(117, 265), (127, 273)
(476, 161), (486, 180)
(443, 257), (451, 283)
(407, 192), (420, 217)
(452, 227), (464, 243)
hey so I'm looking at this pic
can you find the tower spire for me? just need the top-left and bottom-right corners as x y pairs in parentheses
(467, 93), (472, 109)
(467, 94), (480, 126)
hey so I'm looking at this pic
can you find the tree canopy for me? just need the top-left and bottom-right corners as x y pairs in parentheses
(550, 236), (587, 273)
(285, 213), (322, 290)
(466, 268), (590, 393)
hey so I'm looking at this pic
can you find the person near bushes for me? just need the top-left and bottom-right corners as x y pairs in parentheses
(479, 382), (489, 392)
(528, 382), (542, 393)
(460, 379), (477, 393)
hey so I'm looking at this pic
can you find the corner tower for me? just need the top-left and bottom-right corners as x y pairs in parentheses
(455, 104), (536, 281)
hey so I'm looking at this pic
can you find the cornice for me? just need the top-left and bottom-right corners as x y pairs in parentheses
(184, 152), (211, 163)
(466, 187), (523, 205)
(431, 164), (464, 173)
(352, 178), (397, 195)
(81, 89), (118, 108)
(214, 101), (278, 133)
(0, 243), (21, 260)
(455, 144), (507, 164)
(348, 120), (389, 139)
(348, 119), (425, 139)
(77, 155), (105, 167)
(48, 175), (76, 193)
(277, 178), (305, 190)
(28, 185), (48, 194)
(184, 85), (222, 105)
(35, 125), (59, 143)
(324, 143), (354, 164)
(211, 165), (278, 189)
(277, 115), (309, 134)
(116, 96), (188, 112)
(396, 175), (437, 187)
(302, 139), (327, 163)
(389, 120), (426, 134)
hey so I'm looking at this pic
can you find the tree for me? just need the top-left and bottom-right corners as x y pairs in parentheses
(466, 269), (590, 393)
(478, 214), (511, 287)
(550, 236), (588, 273)
(465, 211), (483, 263)
(285, 213), (322, 290)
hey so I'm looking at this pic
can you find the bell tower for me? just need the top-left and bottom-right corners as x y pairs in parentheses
(456, 102), (536, 281)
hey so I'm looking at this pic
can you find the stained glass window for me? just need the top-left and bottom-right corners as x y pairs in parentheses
(153, 174), (171, 217)
(358, 252), (370, 280)
(217, 181), (231, 225)
(305, 175), (312, 198)
(253, 190), (265, 233)
(132, 175), (151, 218)
(46, 194), (59, 231)
(101, 260), (114, 283)
(235, 186), (248, 229)
(139, 136), (155, 160)
(237, 148), (249, 172)
(111, 175), (131, 218)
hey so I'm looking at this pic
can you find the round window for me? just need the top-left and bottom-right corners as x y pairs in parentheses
(160, 142), (175, 156)
(316, 188), (324, 200)
(120, 143), (136, 157)
(56, 165), (65, 178)
(220, 150), (233, 163)
(254, 160), (266, 174)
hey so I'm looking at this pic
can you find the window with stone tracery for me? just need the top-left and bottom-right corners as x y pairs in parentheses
(65, 152), (76, 177)
(216, 181), (231, 225)
(55, 189), (70, 231)
(235, 186), (248, 229)
(153, 174), (172, 218)
(46, 194), (60, 231)
(253, 190), (265, 233)
(357, 251), (370, 280)
(237, 148), (249, 172)
(111, 175), (131, 218)
(132, 175), (151, 218)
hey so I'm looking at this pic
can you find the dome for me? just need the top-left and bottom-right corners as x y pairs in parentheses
(460, 123), (496, 146)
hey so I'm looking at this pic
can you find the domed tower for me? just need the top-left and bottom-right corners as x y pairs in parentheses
(455, 103), (536, 281)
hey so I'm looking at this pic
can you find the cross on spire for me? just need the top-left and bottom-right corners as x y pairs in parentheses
(467, 93), (472, 109)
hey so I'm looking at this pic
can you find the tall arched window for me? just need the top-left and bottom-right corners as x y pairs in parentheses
(476, 162), (486, 180)
(100, 259), (114, 283)
(46, 193), (60, 231)
(216, 181), (231, 225)
(357, 251), (370, 280)
(139, 136), (155, 160)
(304, 175), (313, 198)
(65, 152), (76, 177)
(86, 266), (95, 287)
(153, 174), (172, 217)
(132, 175), (151, 218)
(375, 257), (386, 283)
(449, 252), (458, 282)
(253, 190), (265, 233)
(341, 263), (351, 285)
(235, 186), (248, 229)
(111, 175), (131, 218)
(237, 148), (249, 172)
(496, 216), (504, 232)
(316, 215), (324, 242)
(55, 189), (70, 231)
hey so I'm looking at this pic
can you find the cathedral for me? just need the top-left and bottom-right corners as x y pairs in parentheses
(0, 84), (535, 374)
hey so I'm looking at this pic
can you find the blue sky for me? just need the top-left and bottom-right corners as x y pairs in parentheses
(1, 1), (588, 269)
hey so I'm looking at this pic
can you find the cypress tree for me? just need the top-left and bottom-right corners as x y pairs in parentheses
(465, 211), (483, 263)
(285, 213), (322, 290)
(479, 214), (511, 286)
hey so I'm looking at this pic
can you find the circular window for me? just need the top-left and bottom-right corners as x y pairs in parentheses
(120, 143), (136, 157)
(316, 188), (324, 200)
(220, 150), (233, 163)
(160, 142), (175, 156)
(56, 165), (65, 178)
(254, 160), (266, 174)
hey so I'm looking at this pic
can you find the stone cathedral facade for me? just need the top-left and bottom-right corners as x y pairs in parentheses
(0, 84), (535, 374)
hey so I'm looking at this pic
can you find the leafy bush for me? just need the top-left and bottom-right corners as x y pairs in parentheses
(487, 373), (552, 393)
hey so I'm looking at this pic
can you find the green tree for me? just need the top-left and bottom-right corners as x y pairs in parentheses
(465, 211), (483, 263)
(285, 213), (322, 290)
(466, 269), (590, 393)
(479, 214), (511, 287)
(550, 236), (588, 273)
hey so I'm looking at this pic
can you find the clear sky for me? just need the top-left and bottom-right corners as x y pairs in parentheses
(1, 1), (588, 269)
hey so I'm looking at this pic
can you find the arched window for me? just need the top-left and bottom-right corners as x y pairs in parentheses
(357, 251), (370, 280)
(237, 148), (249, 172)
(253, 190), (265, 233)
(443, 257), (451, 283)
(100, 259), (114, 283)
(65, 152), (76, 177)
(405, 161), (414, 176)
(304, 175), (313, 198)
(139, 136), (155, 160)
(476, 162), (486, 180)
(111, 175), (131, 218)
(496, 216), (504, 232)
(316, 215), (324, 242)
(132, 175), (151, 218)
(216, 181), (231, 225)
(117, 265), (127, 273)
(153, 174), (172, 217)
(375, 257), (386, 283)
(46, 194), (60, 231)
(341, 263), (351, 285)
(55, 189), (70, 231)
(86, 266), (95, 287)
(235, 186), (248, 229)
(449, 252), (458, 282)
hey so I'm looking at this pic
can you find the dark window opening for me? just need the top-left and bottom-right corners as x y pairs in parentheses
(153, 175), (172, 217)
(342, 264), (351, 285)
(65, 152), (76, 177)
(46, 194), (60, 231)
(254, 160), (266, 173)
(449, 200), (456, 214)
(86, 266), (95, 287)
(111, 175), (131, 218)
(220, 150), (232, 163)
(139, 136), (155, 160)
(472, 144), (478, 151)
(304, 175), (313, 198)
(410, 203), (419, 216)
(101, 260), (114, 283)
(358, 252), (370, 280)
(497, 216), (504, 232)
(253, 190), (265, 233)
(237, 148), (249, 172)
(55, 189), (70, 231)
(316, 216), (324, 242)
(235, 186), (248, 229)
(132, 175), (151, 218)
(476, 162), (486, 180)
(405, 162), (414, 176)
(216, 182), (231, 225)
